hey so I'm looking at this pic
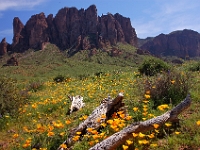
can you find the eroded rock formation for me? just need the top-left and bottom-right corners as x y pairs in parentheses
(9, 5), (137, 55)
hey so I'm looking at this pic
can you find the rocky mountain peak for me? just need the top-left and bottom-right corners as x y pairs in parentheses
(0, 5), (138, 55)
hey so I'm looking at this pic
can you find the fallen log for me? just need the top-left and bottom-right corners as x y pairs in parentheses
(58, 93), (125, 149)
(89, 94), (191, 150)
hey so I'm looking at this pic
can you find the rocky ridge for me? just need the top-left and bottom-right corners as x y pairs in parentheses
(0, 5), (137, 55)
(140, 29), (200, 58)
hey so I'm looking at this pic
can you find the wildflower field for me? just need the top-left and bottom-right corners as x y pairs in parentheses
(0, 45), (200, 150)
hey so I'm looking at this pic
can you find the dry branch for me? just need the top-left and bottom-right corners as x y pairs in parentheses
(89, 94), (191, 150)
(58, 93), (125, 150)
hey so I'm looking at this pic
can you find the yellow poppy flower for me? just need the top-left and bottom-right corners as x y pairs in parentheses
(143, 108), (148, 112)
(13, 133), (19, 138)
(126, 140), (133, 145)
(60, 132), (65, 137)
(144, 94), (151, 99)
(142, 118), (146, 120)
(175, 131), (180, 135)
(133, 107), (139, 112)
(138, 139), (149, 145)
(76, 132), (82, 135)
(82, 115), (88, 120)
(147, 133), (155, 139)
(122, 145), (129, 150)
(47, 131), (55, 137)
(138, 132), (146, 138)
(142, 112), (148, 116)
(165, 123), (172, 127)
(146, 90), (150, 94)
(171, 80), (175, 84)
(150, 143), (158, 147)
(132, 133), (138, 137)
(196, 120), (200, 126)
(101, 123), (107, 127)
(72, 135), (80, 141)
(143, 100), (149, 103)
(126, 115), (132, 120)
(65, 120), (71, 125)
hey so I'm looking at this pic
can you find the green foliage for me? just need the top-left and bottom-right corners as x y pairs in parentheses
(148, 70), (190, 107)
(0, 43), (200, 149)
(0, 78), (26, 116)
(28, 80), (44, 92)
(138, 58), (170, 76)
(188, 61), (200, 71)
(53, 75), (65, 83)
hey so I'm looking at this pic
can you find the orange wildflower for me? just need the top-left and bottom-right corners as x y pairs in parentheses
(153, 124), (159, 129)
(13, 133), (19, 138)
(196, 120), (200, 126)
(47, 131), (55, 137)
(65, 120), (71, 125)
(144, 94), (150, 99)
(60, 143), (67, 149)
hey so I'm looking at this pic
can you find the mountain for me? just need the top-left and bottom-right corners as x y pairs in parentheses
(0, 5), (137, 56)
(139, 29), (200, 58)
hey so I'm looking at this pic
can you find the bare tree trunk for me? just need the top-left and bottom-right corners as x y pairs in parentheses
(89, 94), (191, 150)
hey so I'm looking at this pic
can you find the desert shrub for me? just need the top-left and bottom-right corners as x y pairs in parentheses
(28, 80), (44, 92)
(53, 75), (65, 83)
(171, 58), (184, 64)
(78, 74), (90, 80)
(95, 71), (106, 78)
(188, 61), (200, 71)
(147, 70), (190, 108)
(0, 78), (25, 116)
(138, 58), (170, 76)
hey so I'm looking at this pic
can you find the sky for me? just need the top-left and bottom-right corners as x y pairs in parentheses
(0, 0), (200, 44)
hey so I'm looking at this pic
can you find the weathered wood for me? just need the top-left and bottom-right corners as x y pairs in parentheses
(89, 94), (191, 150)
(68, 95), (85, 114)
(58, 93), (124, 150)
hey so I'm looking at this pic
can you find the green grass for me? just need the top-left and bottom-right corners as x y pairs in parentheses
(0, 43), (200, 150)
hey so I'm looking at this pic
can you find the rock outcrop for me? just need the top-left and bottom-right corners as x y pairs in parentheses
(0, 38), (8, 55)
(140, 29), (200, 58)
(8, 5), (137, 55)
(2, 56), (18, 66)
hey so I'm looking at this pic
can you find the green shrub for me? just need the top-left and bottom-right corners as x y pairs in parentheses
(78, 74), (90, 80)
(0, 78), (25, 116)
(188, 61), (200, 71)
(138, 58), (170, 76)
(147, 70), (190, 108)
(28, 80), (44, 92)
(53, 75), (65, 83)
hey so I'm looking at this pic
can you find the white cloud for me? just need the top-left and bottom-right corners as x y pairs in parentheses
(0, 29), (13, 36)
(0, 0), (48, 11)
(133, 0), (200, 38)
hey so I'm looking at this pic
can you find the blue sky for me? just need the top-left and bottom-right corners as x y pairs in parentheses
(0, 0), (200, 43)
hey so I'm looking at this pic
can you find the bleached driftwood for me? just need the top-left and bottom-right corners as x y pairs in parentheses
(58, 93), (125, 149)
(89, 94), (191, 150)
(68, 95), (85, 114)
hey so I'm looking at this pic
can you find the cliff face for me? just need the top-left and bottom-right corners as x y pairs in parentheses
(140, 29), (200, 58)
(7, 5), (137, 54)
